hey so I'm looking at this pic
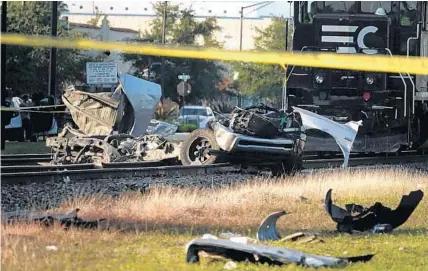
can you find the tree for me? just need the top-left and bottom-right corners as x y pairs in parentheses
(87, 11), (104, 26)
(122, 3), (225, 104)
(4, 2), (99, 97)
(231, 17), (292, 107)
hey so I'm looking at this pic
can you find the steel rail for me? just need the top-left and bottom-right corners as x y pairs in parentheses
(0, 151), (418, 166)
(1, 154), (426, 185)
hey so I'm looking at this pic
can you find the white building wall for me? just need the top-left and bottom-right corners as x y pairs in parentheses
(68, 25), (139, 74)
(62, 1), (287, 51)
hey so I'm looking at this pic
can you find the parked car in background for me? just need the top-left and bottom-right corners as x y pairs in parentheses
(4, 99), (25, 142)
(176, 105), (216, 129)
(4, 97), (58, 142)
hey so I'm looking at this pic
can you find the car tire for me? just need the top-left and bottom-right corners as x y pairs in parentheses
(180, 129), (220, 166)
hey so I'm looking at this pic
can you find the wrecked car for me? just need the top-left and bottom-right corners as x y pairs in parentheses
(47, 74), (180, 164)
(179, 104), (306, 175)
(325, 189), (424, 233)
(179, 104), (363, 175)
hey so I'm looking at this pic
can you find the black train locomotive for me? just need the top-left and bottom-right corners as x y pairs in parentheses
(287, 1), (428, 153)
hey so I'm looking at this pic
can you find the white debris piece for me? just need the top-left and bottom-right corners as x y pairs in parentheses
(219, 232), (242, 239)
(292, 106), (362, 167)
(230, 237), (257, 245)
(224, 261), (237, 270)
(46, 245), (58, 251)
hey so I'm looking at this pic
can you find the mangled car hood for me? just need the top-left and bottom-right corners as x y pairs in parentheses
(292, 107), (362, 167)
(63, 74), (161, 137)
(186, 238), (374, 268)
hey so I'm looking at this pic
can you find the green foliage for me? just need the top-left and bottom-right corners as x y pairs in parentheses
(122, 3), (225, 103)
(87, 12), (104, 26)
(232, 17), (292, 106)
(177, 123), (198, 132)
(4, 1), (100, 96)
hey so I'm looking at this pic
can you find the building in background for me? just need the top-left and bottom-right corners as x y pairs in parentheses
(62, 1), (292, 51)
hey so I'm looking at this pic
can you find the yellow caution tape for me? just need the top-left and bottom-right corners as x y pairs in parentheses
(2, 104), (65, 110)
(1, 34), (427, 75)
(1, 106), (67, 113)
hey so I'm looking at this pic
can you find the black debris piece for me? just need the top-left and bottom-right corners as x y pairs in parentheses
(324, 189), (424, 233)
(186, 238), (374, 268)
(1, 208), (105, 230)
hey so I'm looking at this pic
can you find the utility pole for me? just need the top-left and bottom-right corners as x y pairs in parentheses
(48, 1), (58, 99)
(239, 6), (243, 52)
(160, 1), (167, 99)
(285, 1), (292, 51)
(238, 2), (271, 106)
(285, 18), (288, 51)
(1, 1), (8, 150)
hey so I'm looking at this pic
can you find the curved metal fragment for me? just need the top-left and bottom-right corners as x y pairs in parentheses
(257, 210), (287, 241)
(324, 189), (351, 223)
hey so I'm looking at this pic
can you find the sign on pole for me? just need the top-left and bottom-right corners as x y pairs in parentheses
(86, 62), (118, 85)
(178, 74), (190, 81)
(177, 81), (191, 96)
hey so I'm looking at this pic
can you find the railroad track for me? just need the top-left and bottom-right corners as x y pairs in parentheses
(1, 153), (53, 165)
(0, 151), (417, 166)
(1, 153), (426, 185)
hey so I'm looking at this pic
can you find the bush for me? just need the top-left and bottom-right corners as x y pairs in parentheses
(177, 124), (198, 133)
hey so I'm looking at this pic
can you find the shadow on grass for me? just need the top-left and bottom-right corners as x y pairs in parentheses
(88, 216), (428, 239)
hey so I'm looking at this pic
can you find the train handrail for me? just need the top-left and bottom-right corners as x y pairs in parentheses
(282, 46), (310, 111)
(385, 48), (408, 118)
(406, 23), (420, 115)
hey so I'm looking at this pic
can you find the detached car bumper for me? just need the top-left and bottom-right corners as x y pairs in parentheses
(213, 123), (304, 155)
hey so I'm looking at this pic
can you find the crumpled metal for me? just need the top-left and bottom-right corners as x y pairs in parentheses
(186, 238), (374, 268)
(256, 210), (287, 241)
(146, 119), (178, 138)
(2, 208), (105, 230)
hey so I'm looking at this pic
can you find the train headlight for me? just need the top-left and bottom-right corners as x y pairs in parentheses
(315, 75), (324, 84)
(365, 76), (374, 85)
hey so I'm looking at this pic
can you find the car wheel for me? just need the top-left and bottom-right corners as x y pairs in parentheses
(180, 129), (220, 166)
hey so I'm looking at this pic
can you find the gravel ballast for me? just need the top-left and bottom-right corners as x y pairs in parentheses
(2, 162), (427, 213)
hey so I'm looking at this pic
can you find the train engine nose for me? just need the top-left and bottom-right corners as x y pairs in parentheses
(310, 14), (390, 93)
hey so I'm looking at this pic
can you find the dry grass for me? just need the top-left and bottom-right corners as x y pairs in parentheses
(2, 167), (428, 271)
(59, 167), (428, 232)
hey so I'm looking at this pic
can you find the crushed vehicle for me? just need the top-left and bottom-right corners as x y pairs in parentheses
(179, 104), (363, 175)
(179, 104), (307, 175)
(185, 238), (374, 268)
(47, 74), (181, 165)
(325, 189), (424, 233)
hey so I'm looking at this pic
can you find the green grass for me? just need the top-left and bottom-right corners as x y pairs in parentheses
(2, 227), (428, 271)
(2, 168), (428, 270)
(1, 141), (50, 155)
